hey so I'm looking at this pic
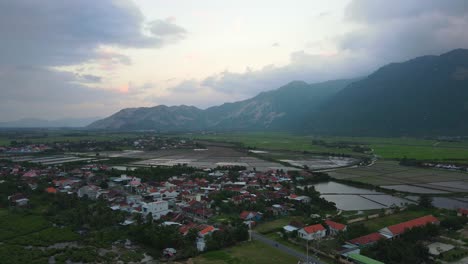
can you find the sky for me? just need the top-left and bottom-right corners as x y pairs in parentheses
(0, 0), (467, 121)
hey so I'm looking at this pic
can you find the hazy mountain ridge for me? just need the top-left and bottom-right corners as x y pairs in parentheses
(88, 49), (468, 136)
(88, 79), (355, 131)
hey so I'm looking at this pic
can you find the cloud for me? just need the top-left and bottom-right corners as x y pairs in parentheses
(76, 74), (102, 83)
(0, 66), (129, 120)
(345, 0), (468, 23)
(0, 0), (187, 67)
(168, 1), (468, 104)
(0, 1), (189, 120)
(170, 80), (201, 93)
(340, 0), (468, 62)
(198, 51), (368, 98)
(148, 18), (187, 40)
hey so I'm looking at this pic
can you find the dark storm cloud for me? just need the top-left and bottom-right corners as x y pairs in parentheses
(340, 0), (468, 62)
(345, 0), (468, 23)
(0, 0), (186, 66)
(0, 0), (188, 120)
(0, 66), (116, 103)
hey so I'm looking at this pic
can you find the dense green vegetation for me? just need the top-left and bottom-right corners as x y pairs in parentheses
(314, 49), (468, 136)
(193, 241), (299, 264)
(362, 224), (439, 264)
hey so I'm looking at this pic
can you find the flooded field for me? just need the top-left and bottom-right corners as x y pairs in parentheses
(280, 157), (357, 170)
(381, 184), (448, 194)
(8, 155), (94, 165)
(95, 144), (357, 172)
(100, 146), (298, 172)
(432, 197), (468, 209)
(328, 161), (468, 194)
(312, 181), (414, 211)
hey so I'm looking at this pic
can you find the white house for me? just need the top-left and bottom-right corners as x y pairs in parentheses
(298, 224), (326, 241)
(142, 200), (170, 220)
(77, 185), (100, 200)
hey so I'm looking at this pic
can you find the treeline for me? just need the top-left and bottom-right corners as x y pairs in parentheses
(311, 140), (372, 153)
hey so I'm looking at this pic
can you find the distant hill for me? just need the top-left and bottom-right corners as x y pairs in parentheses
(87, 105), (204, 131)
(89, 49), (468, 136)
(313, 49), (468, 136)
(0, 117), (100, 128)
(88, 79), (355, 131)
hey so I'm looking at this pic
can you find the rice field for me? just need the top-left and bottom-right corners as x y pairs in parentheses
(329, 161), (468, 194)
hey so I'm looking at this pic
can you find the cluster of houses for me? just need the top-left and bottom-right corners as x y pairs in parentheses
(0, 144), (50, 154)
(277, 214), (440, 264)
(422, 162), (468, 172)
(3, 159), (319, 252)
(340, 215), (440, 262)
(281, 219), (347, 241)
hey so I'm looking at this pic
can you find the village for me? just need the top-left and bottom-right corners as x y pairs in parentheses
(2, 137), (468, 264)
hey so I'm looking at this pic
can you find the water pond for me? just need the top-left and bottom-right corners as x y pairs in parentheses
(312, 182), (414, 211)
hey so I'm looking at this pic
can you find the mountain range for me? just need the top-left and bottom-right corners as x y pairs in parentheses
(88, 49), (468, 136)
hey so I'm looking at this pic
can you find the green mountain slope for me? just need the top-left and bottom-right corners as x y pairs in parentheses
(313, 49), (468, 136)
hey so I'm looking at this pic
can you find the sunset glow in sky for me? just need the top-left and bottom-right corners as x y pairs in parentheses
(1, 0), (467, 121)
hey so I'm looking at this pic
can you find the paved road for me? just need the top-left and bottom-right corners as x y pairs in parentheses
(251, 232), (324, 264)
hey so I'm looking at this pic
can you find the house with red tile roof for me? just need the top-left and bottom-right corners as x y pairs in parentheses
(198, 225), (217, 237)
(179, 223), (197, 235)
(45, 187), (57, 194)
(298, 224), (326, 241)
(325, 219), (347, 235)
(239, 211), (263, 221)
(379, 215), (439, 238)
(348, 232), (385, 247)
(457, 208), (468, 217)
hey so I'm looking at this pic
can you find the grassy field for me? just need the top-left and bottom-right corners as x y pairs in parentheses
(254, 216), (304, 234)
(193, 241), (299, 264)
(0, 209), (80, 246)
(356, 209), (435, 232)
(0, 210), (50, 241)
(0, 131), (141, 146)
(189, 132), (468, 161)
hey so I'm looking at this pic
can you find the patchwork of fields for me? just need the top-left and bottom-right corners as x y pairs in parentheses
(329, 161), (468, 194)
(98, 145), (299, 172)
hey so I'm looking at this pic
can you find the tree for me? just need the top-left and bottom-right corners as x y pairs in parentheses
(418, 195), (433, 208)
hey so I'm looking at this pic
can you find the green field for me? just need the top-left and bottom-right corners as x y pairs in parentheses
(0, 131), (141, 146)
(193, 241), (299, 264)
(254, 216), (304, 234)
(357, 209), (435, 232)
(189, 132), (468, 161)
(0, 211), (50, 241)
(0, 210), (80, 245)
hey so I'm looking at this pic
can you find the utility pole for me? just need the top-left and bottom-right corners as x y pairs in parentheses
(249, 222), (252, 241)
(306, 240), (309, 264)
